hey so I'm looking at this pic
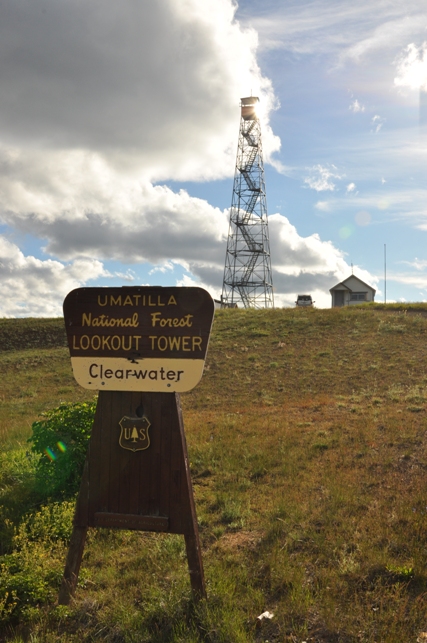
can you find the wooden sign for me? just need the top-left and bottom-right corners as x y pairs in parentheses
(63, 286), (214, 392)
(59, 287), (213, 605)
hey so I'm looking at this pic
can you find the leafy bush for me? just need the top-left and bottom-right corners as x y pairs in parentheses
(0, 450), (39, 555)
(0, 501), (75, 622)
(28, 401), (96, 499)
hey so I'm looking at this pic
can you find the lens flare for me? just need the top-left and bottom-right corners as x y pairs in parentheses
(339, 225), (354, 239)
(45, 447), (57, 461)
(355, 211), (371, 226)
(57, 441), (67, 453)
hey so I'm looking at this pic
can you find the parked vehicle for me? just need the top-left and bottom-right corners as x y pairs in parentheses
(295, 294), (314, 307)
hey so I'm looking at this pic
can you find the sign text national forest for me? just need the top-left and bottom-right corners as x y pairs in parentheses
(63, 287), (214, 392)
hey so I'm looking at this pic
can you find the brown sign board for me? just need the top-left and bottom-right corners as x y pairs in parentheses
(63, 286), (214, 392)
(58, 390), (206, 604)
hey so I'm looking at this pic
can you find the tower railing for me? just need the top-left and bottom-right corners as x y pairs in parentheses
(221, 97), (274, 309)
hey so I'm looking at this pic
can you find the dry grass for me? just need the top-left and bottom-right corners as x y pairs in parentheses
(1, 306), (427, 642)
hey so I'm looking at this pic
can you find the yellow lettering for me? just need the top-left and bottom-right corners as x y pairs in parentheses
(123, 295), (133, 306)
(150, 312), (193, 328)
(168, 336), (181, 350)
(111, 295), (122, 306)
(192, 336), (202, 351)
(147, 334), (201, 352)
(79, 313), (139, 328)
(151, 312), (161, 327)
(122, 336), (132, 350)
(111, 336), (121, 350)
(168, 295), (177, 305)
(98, 295), (108, 306)
(80, 335), (90, 350)
(91, 335), (101, 350)
(157, 336), (168, 351)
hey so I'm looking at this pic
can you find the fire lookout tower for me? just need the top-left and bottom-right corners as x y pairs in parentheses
(221, 96), (274, 308)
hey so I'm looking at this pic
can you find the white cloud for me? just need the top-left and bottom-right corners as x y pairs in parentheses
(0, 0), (280, 184)
(371, 115), (385, 133)
(312, 188), (427, 223)
(304, 165), (341, 192)
(0, 170), (230, 265)
(347, 182), (357, 193)
(0, 236), (108, 317)
(239, 1), (425, 62)
(349, 99), (365, 112)
(0, 211), (376, 313)
(267, 214), (377, 307)
(399, 258), (427, 270)
(340, 16), (421, 65)
(148, 262), (176, 276)
(0, 0), (288, 317)
(114, 270), (136, 282)
(315, 201), (332, 212)
(0, 0), (407, 313)
(390, 272), (427, 289)
(394, 42), (427, 91)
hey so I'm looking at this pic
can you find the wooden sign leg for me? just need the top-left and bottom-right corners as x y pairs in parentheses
(58, 446), (91, 605)
(173, 394), (206, 601)
(185, 533), (206, 600)
(58, 525), (88, 605)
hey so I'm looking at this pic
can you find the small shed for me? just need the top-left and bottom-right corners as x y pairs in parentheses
(330, 275), (376, 307)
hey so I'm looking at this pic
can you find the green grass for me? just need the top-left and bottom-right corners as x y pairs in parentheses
(1, 307), (427, 641)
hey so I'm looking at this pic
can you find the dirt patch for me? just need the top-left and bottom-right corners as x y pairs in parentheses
(215, 530), (264, 552)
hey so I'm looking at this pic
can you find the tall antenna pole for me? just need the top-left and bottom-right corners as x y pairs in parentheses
(384, 243), (387, 304)
(221, 97), (274, 308)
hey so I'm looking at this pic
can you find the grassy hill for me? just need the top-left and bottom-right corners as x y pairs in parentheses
(1, 307), (427, 642)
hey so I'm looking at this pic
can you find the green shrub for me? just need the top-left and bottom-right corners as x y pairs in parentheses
(0, 501), (75, 622)
(28, 401), (96, 499)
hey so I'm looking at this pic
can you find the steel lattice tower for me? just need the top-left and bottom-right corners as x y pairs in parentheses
(221, 97), (274, 308)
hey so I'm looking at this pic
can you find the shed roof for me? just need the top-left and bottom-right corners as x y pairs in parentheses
(329, 275), (376, 294)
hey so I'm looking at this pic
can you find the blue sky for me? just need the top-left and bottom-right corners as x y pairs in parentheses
(0, 0), (426, 315)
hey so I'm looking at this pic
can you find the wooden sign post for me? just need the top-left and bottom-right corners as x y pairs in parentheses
(59, 287), (214, 604)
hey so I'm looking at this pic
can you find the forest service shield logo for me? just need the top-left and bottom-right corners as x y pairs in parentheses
(119, 415), (152, 452)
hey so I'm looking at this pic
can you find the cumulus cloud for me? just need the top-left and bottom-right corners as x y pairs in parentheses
(304, 165), (341, 192)
(0, 236), (108, 316)
(0, 0), (289, 315)
(0, 167), (229, 264)
(267, 214), (376, 307)
(0, 0), (279, 183)
(0, 210), (376, 313)
(394, 42), (427, 91)
(0, 0), (383, 313)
